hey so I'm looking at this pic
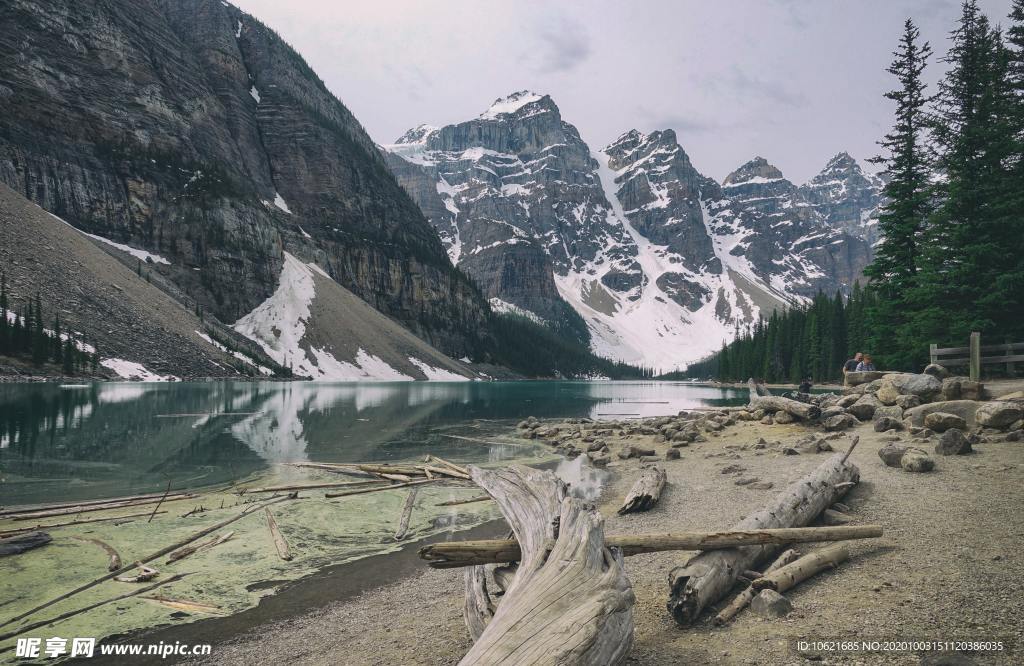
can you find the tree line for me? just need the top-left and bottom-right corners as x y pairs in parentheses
(679, 0), (1024, 381)
(668, 286), (874, 383)
(0, 275), (99, 375)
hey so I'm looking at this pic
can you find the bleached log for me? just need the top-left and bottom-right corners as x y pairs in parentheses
(460, 465), (634, 665)
(751, 544), (849, 593)
(747, 379), (821, 420)
(420, 525), (881, 568)
(394, 488), (419, 541)
(713, 548), (801, 625)
(70, 536), (122, 571)
(265, 508), (292, 561)
(618, 466), (667, 515)
(666, 445), (860, 626)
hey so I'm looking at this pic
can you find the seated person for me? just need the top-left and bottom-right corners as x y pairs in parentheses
(855, 354), (876, 372)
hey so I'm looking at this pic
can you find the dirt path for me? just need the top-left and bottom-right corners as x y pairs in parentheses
(186, 415), (1024, 665)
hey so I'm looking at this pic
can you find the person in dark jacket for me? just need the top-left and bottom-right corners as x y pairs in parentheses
(799, 377), (812, 393)
(843, 352), (863, 374)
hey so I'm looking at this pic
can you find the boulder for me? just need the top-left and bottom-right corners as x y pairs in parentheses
(924, 412), (968, 433)
(874, 417), (902, 432)
(895, 394), (922, 410)
(901, 450), (935, 472)
(848, 394), (882, 420)
(823, 414), (859, 431)
(750, 589), (793, 618)
(874, 405), (904, 421)
(904, 400), (982, 427)
(935, 428), (972, 455)
(760, 414), (774, 425)
(665, 448), (681, 460)
(844, 370), (885, 386)
(837, 394), (860, 408)
(879, 373), (943, 402)
(875, 384), (901, 406)
(773, 411), (795, 425)
(923, 363), (951, 379)
(878, 443), (910, 467)
(942, 377), (988, 401)
(820, 406), (847, 419)
(975, 402), (1024, 429)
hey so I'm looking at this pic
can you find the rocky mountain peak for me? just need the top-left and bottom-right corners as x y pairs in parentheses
(394, 124), (439, 145)
(723, 157), (785, 186)
(799, 152), (885, 243)
(478, 90), (555, 120)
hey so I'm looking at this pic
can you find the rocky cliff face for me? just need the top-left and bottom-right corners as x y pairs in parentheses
(0, 0), (489, 358)
(385, 93), (877, 370)
(798, 152), (885, 244)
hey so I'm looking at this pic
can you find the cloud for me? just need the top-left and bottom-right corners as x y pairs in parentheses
(698, 66), (808, 109)
(526, 15), (592, 73)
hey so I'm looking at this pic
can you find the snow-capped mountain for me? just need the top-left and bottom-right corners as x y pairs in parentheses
(383, 92), (876, 371)
(799, 152), (885, 244)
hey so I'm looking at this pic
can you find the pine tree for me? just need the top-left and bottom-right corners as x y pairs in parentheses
(0, 273), (8, 356)
(865, 18), (933, 370)
(914, 1), (1018, 348)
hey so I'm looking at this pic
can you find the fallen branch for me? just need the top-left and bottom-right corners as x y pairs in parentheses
(0, 532), (52, 557)
(714, 548), (801, 625)
(11, 495), (196, 521)
(240, 480), (386, 494)
(0, 511), (168, 538)
(747, 379), (821, 420)
(0, 492), (192, 518)
(667, 449), (860, 626)
(141, 595), (225, 615)
(436, 495), (493, 507)
(751, 544), (849, 593)
(0, 494), (293, 631)
(166, 531), (233, 563)
(426, 455), (470, 477)
(394, 488), (420, 541)
(0, 574), (187, 643)
(115, 563), (159, 583)
(618, 466), (667, 515)
(148, 481), (173, 523)
(264, 508), (292, 561)
(71, 537), (122, 571)
(420, 525), (881, 568)
(325, 478), (441, 498)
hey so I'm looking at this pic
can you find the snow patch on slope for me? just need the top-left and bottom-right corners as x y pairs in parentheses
(48, 212), (171, 265)
(407, 357), (470, 381)
(479, 91), (543, 119)
(101, 358), (177, 382)
(233, 253), (412, 381)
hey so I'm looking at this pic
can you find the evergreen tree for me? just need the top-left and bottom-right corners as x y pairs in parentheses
(865, 18), (933, 369)
(0, 273), (8, 356)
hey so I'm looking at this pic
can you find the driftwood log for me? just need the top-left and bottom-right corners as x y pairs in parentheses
(714, 548), (801, 625)
(747, 379), (821, 420)
(618, 466), (667, 514)
(265, 508), (292, 561)
(71, 536), (122, 571)
(666, 445), (860, 626)
(420, 525), (881, 568)
(460, 464), (634, 665)
(394, 488), (419, 541)
(751, 544), (849, 593)
(0, 531), (52, 557)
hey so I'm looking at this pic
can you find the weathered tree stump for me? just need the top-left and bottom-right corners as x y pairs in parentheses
(461, 465), (634, 665)
(666, 449), (859, 626)
(618, 466), (667, 514)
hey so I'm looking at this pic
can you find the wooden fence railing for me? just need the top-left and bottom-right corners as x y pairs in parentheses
(929, 332), (1024, 381)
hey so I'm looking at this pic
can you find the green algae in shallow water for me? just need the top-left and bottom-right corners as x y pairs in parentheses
(0, 452), (554, 660)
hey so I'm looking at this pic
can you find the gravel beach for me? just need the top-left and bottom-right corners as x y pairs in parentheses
(186, 408), (1024, 666)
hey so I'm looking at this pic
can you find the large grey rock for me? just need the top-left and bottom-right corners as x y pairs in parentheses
(874, 405), (904, 421)
(750, 589), (793, 618)
(941, 377), (988, 401)
(894, 394), (922, 410)
(901, 450), (935, 472)
(878, 443), (909, 467)
(924, 412), (967, 433)
(904, 400), (982, 427)
(874, 417), (902, 432)
(847, 394), (881, 420)
(935, 428), (972, 455)
(844, 370), (885, 386)
(878, 373), (943, 403)
(823, 414), (859, 431)
(820, 406), (847, 419)
(923, 363), (951, 379)
(975, 402), (1024, 429)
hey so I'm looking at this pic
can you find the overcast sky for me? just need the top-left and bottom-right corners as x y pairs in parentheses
(231, 0), (1013, 183)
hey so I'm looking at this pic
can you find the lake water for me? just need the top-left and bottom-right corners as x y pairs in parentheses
(0, 380), (750, 649)
(0, 380), (747, 506)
